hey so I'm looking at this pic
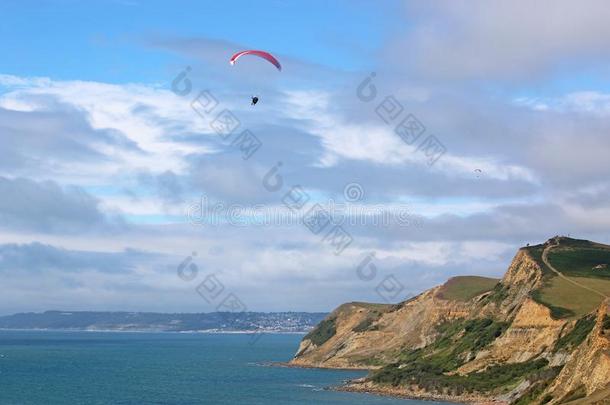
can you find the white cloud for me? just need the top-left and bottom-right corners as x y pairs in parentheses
(400, 0), (610, 80)
(283, 90), (537, 182)
(516, 91), (610, 115)
(0, 74), (215, 185)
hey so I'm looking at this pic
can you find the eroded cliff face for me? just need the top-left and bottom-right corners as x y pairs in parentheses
(290, 302), (387, 369)
(291, 248), (547, 370)
(290, 288), (472, 369)
(477, 248), (545, 319)
(290, 242), (610, 404)
(545, 301), (610, 404)
(458, 299), (566, 375)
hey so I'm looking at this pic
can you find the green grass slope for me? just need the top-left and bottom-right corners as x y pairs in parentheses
(436, 276), (500, 301)
(527, 237), (610, 319)
(547, 245), (610, 279)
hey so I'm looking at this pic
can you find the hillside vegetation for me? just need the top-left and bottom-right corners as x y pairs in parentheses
(547, 241), (610, 279)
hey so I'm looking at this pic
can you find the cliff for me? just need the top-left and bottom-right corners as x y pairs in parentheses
(544, 301), (610, 404)
(290, 237), (610, 404)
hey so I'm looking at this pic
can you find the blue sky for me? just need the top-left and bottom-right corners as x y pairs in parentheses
(2, 1), (610, 314)
(0, 0), (399, 82)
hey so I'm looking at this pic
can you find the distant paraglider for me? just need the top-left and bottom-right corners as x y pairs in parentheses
(474, 169), (482, 178)
(230, 50), (281, 105)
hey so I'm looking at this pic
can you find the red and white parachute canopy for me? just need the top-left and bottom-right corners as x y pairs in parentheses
(229, 50), (282, 71)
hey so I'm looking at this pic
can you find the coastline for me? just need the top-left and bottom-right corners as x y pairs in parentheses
(337, 379), (504, 405)
(285, 362), (501, 405)
(276, 361), (370, 371)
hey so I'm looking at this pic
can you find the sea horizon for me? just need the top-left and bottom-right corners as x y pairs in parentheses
(0, 328), (309, 334)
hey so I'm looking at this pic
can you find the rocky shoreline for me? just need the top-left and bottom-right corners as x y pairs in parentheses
(336, 378), (506, 405)
(284, 362), (498, 404)
(275, 361), (370, 371)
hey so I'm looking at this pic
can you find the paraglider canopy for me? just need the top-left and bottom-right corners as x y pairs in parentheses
(229, 50), (282, 71)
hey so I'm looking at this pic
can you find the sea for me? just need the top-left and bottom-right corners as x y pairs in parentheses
(0, 330), (454, 405)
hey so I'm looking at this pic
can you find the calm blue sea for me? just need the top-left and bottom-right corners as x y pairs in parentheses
(0, 330), (453, 405)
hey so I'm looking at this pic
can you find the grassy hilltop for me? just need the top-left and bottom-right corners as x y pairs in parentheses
(527, 237), (610, 319)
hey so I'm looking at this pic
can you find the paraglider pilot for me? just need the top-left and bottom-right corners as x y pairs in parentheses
(251, 96), (259, 106)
